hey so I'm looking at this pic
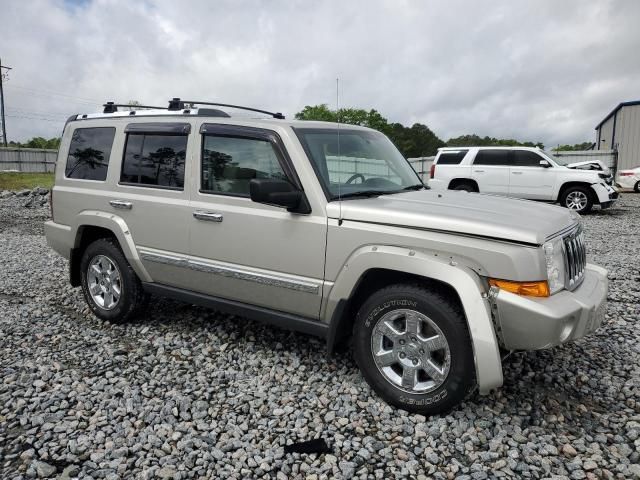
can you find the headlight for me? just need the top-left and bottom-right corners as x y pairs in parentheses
(543, 237), (565, 294)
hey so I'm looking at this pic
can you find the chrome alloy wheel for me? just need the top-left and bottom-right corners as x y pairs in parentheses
(565, 191), (588, 211)
(371, 309), (451, 393)
(87, 255), (122, 310)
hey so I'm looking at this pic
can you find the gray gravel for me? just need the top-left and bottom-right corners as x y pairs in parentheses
(1, 191), (639, 479)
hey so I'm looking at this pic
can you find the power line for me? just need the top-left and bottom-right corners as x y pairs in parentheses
(4, 84), (102, 104)
(5, 114), (64, 123)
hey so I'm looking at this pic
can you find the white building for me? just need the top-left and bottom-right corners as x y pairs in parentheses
(595, 100), (640, 172)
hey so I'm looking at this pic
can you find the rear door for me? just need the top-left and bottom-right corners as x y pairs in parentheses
(470, 149), (510, 195)
(508, 150), (557, 200)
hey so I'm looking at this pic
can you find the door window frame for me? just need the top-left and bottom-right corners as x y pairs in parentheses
(198, 124), (304, 197)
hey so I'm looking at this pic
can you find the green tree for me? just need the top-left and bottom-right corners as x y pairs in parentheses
(294, 104), (445, 157)
(552, 142), (594, 151)
(446, 134), (544, 149)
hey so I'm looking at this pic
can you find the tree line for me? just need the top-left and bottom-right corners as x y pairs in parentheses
(296, 104), (591, 157)
(5, 137), (61, 150)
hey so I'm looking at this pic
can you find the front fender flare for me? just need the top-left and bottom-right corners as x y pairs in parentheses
(325, 245), (503, 394)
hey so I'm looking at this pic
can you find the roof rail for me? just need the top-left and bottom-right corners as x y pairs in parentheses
(170, 98), (285, 119)
(103, 102), (167, 113)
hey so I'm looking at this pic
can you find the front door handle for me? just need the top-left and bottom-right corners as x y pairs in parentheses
(193, 211), (223, 222)
(109, 200), (132, 210)
(474, 169), (485, 173)
(512, 171), (523, 175)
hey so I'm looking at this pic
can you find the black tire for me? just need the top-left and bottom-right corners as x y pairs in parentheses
(559, 185), (593, 214)
(452, 183), (476, 192)
(80, 238), (147, 323)
(353, 284), (476, 415)
(634, 181), (640, 193)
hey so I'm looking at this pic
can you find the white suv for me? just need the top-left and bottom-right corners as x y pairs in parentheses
(429, 146), (619, 214)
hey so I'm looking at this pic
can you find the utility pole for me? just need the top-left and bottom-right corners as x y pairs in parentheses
(0, 57), (12, 147)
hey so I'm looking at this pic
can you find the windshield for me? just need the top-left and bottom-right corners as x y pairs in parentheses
(295, 128), (422, 199)
(543, 150), (568, 166)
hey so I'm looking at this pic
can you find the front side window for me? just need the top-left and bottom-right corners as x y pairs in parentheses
(65, 127), (115, 180)
(473, 150), (510, 166)
(512, 150), (544, 167)
(121, 134), (187, 189)
(201, 135), (287, 196)
(295, 128), (421, 199)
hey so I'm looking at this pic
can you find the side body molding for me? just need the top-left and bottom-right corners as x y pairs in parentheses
(72, 211), (152, 282)
(324, 245), (503, 394)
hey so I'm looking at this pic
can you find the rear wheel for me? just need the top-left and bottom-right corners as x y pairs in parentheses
(353, 284), (476, 415)
(80, 238), (147, 323)
(560, 185), (593, 214)
(634, 181), (640, 193)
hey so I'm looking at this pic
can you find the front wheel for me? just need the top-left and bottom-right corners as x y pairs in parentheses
(560, 186), (593, 214)
(353, 284), (476, 415)
(634, 181), (640, 193)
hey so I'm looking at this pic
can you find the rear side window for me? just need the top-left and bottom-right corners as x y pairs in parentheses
(437, 150), (468, 165)
(512, 150), (543, 167)
(121, 134), (187, 189)
(65, 127), (116, 180)
(473, 150), (510, 166)
(201, 135), (287, 196)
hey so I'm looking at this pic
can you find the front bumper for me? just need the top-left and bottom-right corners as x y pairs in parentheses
(492, 264), (608, 350)
(591, 183), (619, 206)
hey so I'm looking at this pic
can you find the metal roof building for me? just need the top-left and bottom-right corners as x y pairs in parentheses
(595, 100), (640, 173)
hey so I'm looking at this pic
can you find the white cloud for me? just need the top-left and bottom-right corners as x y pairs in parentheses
(2, 0), (639, 147)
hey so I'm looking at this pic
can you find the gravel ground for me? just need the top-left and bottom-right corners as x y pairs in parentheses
(1, 191), (639, 480)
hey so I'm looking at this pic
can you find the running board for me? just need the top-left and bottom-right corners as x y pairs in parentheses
(142, 282), (329, 339)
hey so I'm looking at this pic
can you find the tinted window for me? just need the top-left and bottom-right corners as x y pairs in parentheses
(121, 134), (187, 189)
(437, 150), (467, 165)
(201, 135), (287, 195)
(512, 150), (544, 167)
(65, 127), (115, 180)
(473, 150), (510, 166)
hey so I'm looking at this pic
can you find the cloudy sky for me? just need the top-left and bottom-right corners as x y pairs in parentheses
(1, 0), (639, 147)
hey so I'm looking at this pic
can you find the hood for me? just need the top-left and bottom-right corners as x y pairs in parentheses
(566, 160), (610, 175)
(328, 190), (579, 245)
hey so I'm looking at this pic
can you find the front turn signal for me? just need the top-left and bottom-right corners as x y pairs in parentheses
(488, 279), (550, 297)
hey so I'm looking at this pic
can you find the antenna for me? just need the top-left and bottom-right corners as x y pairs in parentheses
(337, 77), (342, 225)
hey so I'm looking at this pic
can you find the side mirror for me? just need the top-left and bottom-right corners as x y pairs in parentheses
(539, 159), (551, 168)
(249, 179), (310, 213)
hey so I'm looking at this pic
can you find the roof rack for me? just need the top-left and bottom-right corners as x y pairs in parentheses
(167, 98), (285, 119)
(103, 102), (167, 114)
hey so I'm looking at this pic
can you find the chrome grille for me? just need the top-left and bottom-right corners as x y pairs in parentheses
(563, 227), (586, 290)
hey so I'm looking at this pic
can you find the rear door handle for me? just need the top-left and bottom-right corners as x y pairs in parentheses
(512, 171), (523, 175)
(193, 211), (223, 222)
(474, 169), (485, 173)
(109, 200), (132, 210)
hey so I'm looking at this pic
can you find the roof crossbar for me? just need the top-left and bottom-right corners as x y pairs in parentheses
(171, 98), (285, 119)
(103, 102), (167, 114)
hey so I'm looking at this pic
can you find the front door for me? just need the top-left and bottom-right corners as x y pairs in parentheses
(185, 124), (326, 319)
(508, 150), (557, 200)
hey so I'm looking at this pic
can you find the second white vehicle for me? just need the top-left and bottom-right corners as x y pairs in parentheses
(617, 166), (640, 192)
(429, 146), (619, 214)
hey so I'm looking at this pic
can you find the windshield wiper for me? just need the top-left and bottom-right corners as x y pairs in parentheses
(403, 184), (425, 191)
(335, 190), (391, 200)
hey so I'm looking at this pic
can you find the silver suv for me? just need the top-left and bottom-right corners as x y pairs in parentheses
(45, 99), (608, 414)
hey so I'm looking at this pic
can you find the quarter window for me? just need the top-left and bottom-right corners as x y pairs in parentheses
(512, 151), (544, 167)
(121, 134), (187, 189)
(437, 150), (468, 165)
(473, 150), (510, 166)
(65, 127), (115, 181)
(201, 135), (287, 196)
